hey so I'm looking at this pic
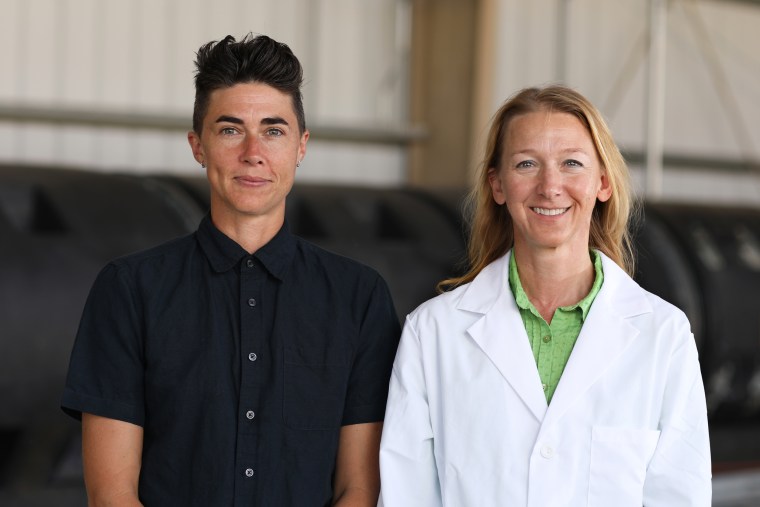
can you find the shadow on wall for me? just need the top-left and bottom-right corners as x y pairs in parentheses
(0, 165), (759, 504)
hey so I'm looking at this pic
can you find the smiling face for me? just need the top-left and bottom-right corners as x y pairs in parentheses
(488, 109), (611, 257)
(188, 82), (308, 233)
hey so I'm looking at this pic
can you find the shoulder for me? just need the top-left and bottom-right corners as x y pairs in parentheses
(599, 252), (693, 343)
(286, 237), (400, 323)
(601, 252), (687, 318)
(94, 233), (197, 288)
(405, 282), (469, 329)
(640, 288), (693, 340)
(292, 236), (386, 285)
(405, 253), (511, 329)
(109, 232), (195, 269)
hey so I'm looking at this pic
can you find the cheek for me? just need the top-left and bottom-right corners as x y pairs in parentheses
(590, 181), (607, 201)
(502, 185), (526, 213)
(572, 179), (601, 202)
(504, 202), (520, 219)
(501, 177), (530, 204)
(202, 145), (227, 164)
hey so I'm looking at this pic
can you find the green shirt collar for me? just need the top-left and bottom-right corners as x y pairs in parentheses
(508, 250), (604, 321)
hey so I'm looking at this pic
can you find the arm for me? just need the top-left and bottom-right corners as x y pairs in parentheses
(82, 413), (144, 507)
(379, 318), (442, 507)
(332, 422), (383, 506)
(333, 273), (400, 506)
(643, 330), (712, 506)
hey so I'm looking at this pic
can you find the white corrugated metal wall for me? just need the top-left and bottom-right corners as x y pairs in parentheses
(0, 0), (412, 184)
(484, 0), (760, 204)
(0, 0), (759, 201)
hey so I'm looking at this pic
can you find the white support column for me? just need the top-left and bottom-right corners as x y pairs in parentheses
(645, 0), (668, 200)
(556, 0), (570, 83)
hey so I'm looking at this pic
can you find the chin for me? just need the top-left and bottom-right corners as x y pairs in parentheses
(524, 237), (576, 251)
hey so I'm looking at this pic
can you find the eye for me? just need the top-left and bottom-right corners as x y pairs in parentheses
(220, 127), (238, 135)
(515, 160), (535, 169)
(265, 127), (284, 137)
(564, 159), (583, 168)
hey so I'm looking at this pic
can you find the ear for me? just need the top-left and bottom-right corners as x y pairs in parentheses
(297, 129), (309, 166)
(488, 167), (506, 205)
(187, 131), (204, 166)
(597, 169), (612, 202)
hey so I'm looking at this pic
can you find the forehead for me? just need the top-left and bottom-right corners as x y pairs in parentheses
(505, 110), (591, 143)
(204, 82), (296, 120)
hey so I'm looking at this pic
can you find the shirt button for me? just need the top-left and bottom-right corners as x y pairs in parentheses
(542, 335), (551, 343)
(248, 352), (258, 362)
(246, 258), (254, 268)
(246, 410), (255, 420)
(247, 298), (256, 307)
(540, 445), (555, 459)
(245, 468), (255, 477)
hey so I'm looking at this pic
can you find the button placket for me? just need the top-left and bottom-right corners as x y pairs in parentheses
(239, 255), (262, 492)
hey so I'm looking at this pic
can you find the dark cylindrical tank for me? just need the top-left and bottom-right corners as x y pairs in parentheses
(0, 166), (203, 503)
(2, 166), (760, 502)
(639, 203), (760, 421)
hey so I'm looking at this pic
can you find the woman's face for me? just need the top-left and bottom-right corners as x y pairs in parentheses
(188, 82), (308, 230)
(488, 110), (611, 256)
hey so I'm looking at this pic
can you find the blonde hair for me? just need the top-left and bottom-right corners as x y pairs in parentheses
(439, 85), (638, 292)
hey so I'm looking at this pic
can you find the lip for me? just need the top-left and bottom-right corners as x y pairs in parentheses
(235, 175), (271, 186)
(531, 206), (570, 216)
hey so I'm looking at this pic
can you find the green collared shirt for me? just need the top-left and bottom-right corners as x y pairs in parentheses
(508, 250), (604, 404)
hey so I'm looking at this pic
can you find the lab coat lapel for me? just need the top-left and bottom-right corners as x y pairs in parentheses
(460, 252), (548, 422)
(542, 254), (652, 426)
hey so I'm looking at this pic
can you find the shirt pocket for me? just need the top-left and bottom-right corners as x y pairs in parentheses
(283, 340), (350, 430)
(587, 425), (660, 507)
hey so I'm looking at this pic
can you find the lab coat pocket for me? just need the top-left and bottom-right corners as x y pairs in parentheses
(588, 426), (660, 507)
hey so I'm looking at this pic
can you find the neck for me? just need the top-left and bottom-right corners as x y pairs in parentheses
(210, 208), (284, 254)
(512, 243), (595, 322)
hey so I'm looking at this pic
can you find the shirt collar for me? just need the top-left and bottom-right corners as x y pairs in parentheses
(196, 214), (296, 280)
(508, 249), (604, 321)
(253, 221), (296, 281)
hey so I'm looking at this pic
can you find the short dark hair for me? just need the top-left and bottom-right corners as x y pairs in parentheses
(192, 33), (305, 135)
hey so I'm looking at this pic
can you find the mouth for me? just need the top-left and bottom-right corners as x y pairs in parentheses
(236, 175), (270, 185)
(531, 207), (570, 216)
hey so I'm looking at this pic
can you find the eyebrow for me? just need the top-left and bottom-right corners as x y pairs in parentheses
(215, 115), (243, 125)
(261, 116), (289, 127)
(510, 147), (591, 156)
(559, 148), (593, 158)
(214, 115), (290, 127)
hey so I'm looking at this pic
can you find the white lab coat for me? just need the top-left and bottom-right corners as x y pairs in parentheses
(379, 251), (711, 507)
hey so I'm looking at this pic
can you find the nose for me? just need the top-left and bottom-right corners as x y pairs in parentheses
(537, 166), (562, 197)
(241, 135), (264, 165)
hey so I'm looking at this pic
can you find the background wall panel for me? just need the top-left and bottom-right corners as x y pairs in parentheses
(0, 0), (411, 183)
(478, 0), (760, 204)
(1, 0), (759, 197)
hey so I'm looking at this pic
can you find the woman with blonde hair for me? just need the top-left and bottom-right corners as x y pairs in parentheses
(379, 85), (711, 506)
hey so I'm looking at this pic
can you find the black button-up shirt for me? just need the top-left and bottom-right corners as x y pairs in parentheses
(62, 215), (401, 506)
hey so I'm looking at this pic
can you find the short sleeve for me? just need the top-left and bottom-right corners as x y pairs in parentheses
(61, 262), (146, 426)
(341, 274), (401, 425)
